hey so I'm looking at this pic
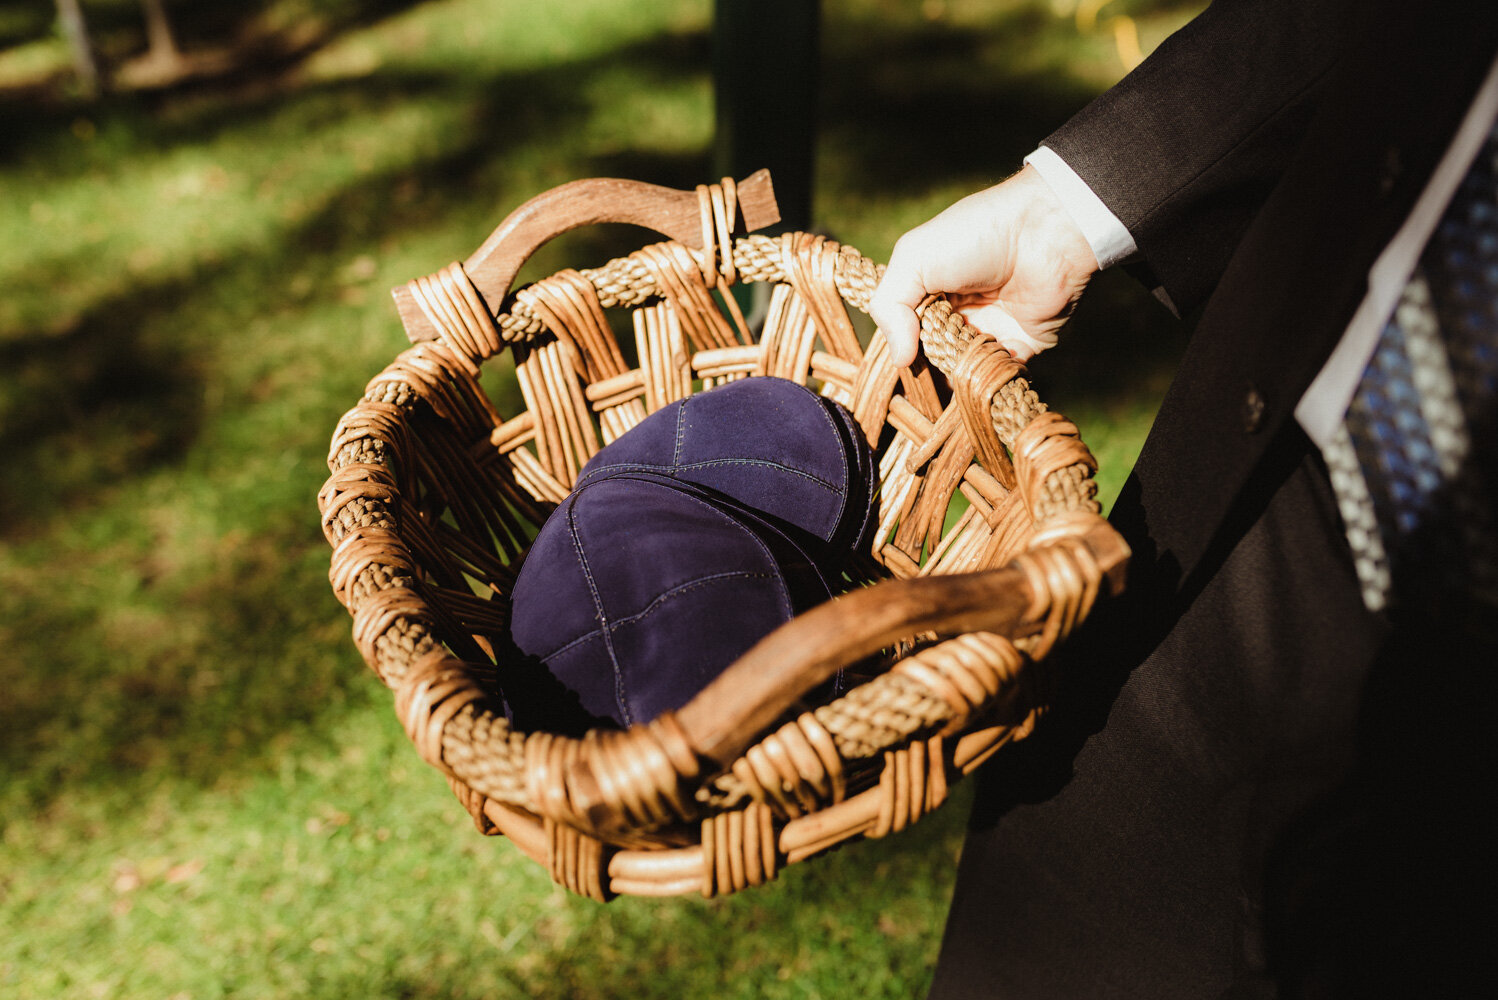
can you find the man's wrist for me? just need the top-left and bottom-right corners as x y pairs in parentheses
(1023, 145), (1139, 270)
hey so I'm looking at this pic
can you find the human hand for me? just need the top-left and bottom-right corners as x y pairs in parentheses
(868, 165), (1099, 367)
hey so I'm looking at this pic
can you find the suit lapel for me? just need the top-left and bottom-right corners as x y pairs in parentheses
(1124, 5), (1498, 598)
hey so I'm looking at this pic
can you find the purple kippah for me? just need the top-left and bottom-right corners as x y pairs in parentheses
(509, 378), (877, 728)
(510, 473), (834, 727)
(576, 377), (877, 557)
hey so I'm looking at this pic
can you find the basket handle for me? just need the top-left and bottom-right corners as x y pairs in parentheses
(559, 518), (1124, 828)
(393, 170), (781, 342)
(675, 565), (1035, 771)
(670, 516), (1127, 772)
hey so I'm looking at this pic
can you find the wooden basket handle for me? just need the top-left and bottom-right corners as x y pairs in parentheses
(671, 516), (1127, 772)
(675, 565), (1035, 772)
(555, 516), (1128, 836)
(393, 170), (781, 342)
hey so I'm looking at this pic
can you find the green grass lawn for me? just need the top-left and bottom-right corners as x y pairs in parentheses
(0, 1), (1197, 996)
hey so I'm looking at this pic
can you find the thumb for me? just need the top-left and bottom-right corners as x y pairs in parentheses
(869, 263), (929, 368)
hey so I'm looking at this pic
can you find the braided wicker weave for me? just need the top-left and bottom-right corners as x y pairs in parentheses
(318, 172), (1128, 900)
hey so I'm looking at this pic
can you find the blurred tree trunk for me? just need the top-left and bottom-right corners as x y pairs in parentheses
(713, 0), (820, 234)
(55, 0), (100, 97)
(140, 0), (182, 65)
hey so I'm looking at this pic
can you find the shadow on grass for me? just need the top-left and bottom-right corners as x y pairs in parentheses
(513, 819), (967, 1000)
(0, 1), (1193, 824)
(0, 280), (206, 532)
(0, 0), (425, 119)
(0, 24), (723, 814)
(0, 26), (714, 534)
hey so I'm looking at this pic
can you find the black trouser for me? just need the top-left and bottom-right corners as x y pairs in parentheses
(928, 431), (1495, 999)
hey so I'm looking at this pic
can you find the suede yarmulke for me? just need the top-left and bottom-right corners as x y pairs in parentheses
(510, 379), (877, 728)
(510, 473), (833, 727)
(575, 376), (877, 557)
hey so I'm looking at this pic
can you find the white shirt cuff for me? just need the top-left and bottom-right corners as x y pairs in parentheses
(1024, 145), (1139, 270)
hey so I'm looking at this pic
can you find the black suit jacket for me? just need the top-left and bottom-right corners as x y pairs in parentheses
(1048, 0), (1498, 600)
(930, 3), (1498, 998)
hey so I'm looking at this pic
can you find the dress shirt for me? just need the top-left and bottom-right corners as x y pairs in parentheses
(1023, 145), (1140, 270)
(1025, 49), (1498, 451)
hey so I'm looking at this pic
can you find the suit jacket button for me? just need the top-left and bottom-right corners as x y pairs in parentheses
(1243, 386), (1267, 433)
(1379, 146), (1403, 199)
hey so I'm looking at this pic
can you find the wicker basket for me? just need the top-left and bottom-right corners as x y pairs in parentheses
(318, 171), (1128, 900)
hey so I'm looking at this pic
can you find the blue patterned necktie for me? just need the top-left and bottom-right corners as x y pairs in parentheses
(1323, 119), (1498, 614)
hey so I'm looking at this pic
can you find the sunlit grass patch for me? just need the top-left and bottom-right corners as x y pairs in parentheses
(1, 699), (970, 999)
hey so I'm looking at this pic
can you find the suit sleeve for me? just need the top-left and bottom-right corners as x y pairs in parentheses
(1043, 0), (1348, 314)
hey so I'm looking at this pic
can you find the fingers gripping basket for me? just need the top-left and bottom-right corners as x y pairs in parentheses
(318, 171), (1128, 900)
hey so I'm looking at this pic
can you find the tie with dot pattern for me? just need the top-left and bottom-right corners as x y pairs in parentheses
(1322, 119), (1498, 614)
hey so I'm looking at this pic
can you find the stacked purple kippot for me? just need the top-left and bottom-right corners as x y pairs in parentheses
(509, 377), (876, 728)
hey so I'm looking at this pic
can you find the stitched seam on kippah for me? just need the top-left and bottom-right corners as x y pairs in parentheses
(672, 396), (687, 470)
(576, 459), (845, 494)
(536, 570), (787, 661)
(557, 476), (797, 723)
(654, 482), (795, 621)
(563, 497), (632, 726)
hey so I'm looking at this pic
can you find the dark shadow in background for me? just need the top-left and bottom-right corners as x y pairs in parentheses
(819, 10), (1193, 414)
(0, 27), (716, 536)
(0, 0), (423, 119)
(823, 8), (1079, 192)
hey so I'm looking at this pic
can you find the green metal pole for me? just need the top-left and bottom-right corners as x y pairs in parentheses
(712, 0), (821, 233)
